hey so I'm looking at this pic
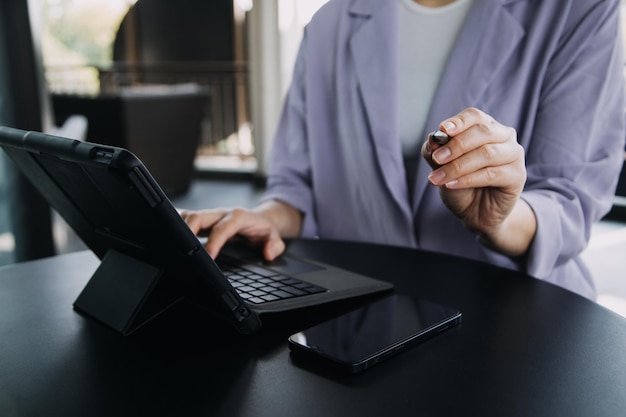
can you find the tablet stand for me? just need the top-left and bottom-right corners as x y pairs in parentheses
(73, 249), (182, 335)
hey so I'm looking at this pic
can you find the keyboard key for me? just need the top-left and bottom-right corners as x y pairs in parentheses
(282, 287), (307, 296)
(238, 263), (279, 277)
(280, 278), (301, 286)
(271, 290), (295, 299)
(304, 285), (326, 294)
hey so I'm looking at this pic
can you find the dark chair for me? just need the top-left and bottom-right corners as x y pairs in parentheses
(53, 84), (210, 196)
(108, 0), (241, 147)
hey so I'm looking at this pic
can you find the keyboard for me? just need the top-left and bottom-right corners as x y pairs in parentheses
(216, 256), (327, 305)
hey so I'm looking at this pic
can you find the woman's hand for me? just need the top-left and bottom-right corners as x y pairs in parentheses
(179, 200), (302, 261)
(421, 107), (536, 256)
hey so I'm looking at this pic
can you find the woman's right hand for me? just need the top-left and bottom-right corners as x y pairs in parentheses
(179, 200), (302, 261)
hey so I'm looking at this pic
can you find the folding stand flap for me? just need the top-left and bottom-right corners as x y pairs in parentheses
(73, 249), (164, 335)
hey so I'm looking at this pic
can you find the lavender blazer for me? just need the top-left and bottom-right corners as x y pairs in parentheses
(262, 0), (626, 298)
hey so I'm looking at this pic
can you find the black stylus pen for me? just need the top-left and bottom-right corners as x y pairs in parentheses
(430, 130), (451, 145)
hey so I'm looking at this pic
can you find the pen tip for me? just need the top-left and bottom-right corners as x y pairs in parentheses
(431, 130), (450, 145)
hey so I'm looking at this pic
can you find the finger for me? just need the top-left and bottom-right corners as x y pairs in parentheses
(181, 209), (228, 235)
(423, 129), (454, 169)
(421, 137), (440, 170)
(431, 143), (523, 185)
(432, 121), (515, 166)
(262, 234), (286, 261)
(204, 208), (252, 258)
(443, 162), (526, 193)
(429, 109), (484, 166)
(439, 107), (494, 136)
(429, 138), (523, 186)
(425, 108), (489, 167)
(433, 107), (501, 165)
(230, 216), (285, 260)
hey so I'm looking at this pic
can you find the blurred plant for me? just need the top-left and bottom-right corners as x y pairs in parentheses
(41, 0), (134, 66)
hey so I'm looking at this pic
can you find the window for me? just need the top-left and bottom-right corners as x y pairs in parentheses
(41, 0), (135, 94)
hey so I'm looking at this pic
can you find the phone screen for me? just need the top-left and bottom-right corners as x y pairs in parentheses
(288, 294), (461, 373)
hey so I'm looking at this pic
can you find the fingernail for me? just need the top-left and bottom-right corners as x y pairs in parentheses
(433, 147), (451, 164)
(443, 121), (456, 132)
(445, 179), (459, 188)
(428, 170), (446, 185)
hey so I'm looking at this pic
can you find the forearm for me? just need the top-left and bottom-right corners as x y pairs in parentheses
(253, 199), (303, 238)
(477, 198), (537, 258)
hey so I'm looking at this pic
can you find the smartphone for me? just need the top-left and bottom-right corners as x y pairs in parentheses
(288, 294), (461, 373)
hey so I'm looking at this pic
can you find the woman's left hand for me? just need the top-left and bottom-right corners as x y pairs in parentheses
(421, 107), (535, 256)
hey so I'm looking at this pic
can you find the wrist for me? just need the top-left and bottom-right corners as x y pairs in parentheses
(475, 200), (537, 258)
(254, 200), (303, 237)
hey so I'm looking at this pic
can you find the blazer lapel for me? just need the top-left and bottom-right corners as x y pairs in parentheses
(413, 0), (526, 213)
(349, 0), (412, 216)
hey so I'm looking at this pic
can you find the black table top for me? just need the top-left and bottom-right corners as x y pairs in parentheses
(1, 239), (625, 417)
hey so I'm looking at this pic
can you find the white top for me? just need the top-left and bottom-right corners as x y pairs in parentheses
(397, 0), (473, 161)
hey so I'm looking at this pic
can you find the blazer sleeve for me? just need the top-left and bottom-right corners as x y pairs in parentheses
(259, 32), (319, 237)
(508, 0), (625, 281)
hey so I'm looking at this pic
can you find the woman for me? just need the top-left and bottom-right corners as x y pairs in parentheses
(182, 0), (626, 299)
